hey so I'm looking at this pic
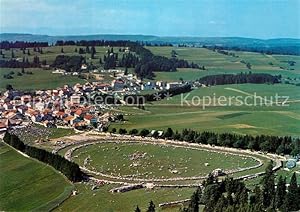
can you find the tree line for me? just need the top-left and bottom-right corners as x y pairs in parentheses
(3, 132), (83, 182)
(0, 41), (48, 50)
(109, 127), (300, 156)
(0, 56), (42, 68)
(204, 45), (300, 56)
(55, 40), (134, 47)
(198, 72), (281, 86)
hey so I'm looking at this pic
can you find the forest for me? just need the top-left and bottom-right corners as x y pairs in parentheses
(198, 73), (281, 86)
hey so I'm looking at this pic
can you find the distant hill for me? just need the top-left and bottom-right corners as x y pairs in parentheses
(0, 33), (299, 45)
(1, 33), (299, 54)
(0, 33), (158, 43)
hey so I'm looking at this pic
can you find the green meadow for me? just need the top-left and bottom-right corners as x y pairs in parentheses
(73, 142), (258, 179)
(0, 68), (86, 91)
(146, 46), (300, 81)
(0, 142), (73, 211)
(111, 47), (300, 136)
(111, 83), (300, 136)
(55, 183), (194, 212)
(1, 45), (127, 65)
(0, 45), (127, 91)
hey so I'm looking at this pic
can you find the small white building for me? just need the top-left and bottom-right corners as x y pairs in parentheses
(52, 69), (66, 74)
(81, 64), (88, 70)
(166, 82), (182, 90)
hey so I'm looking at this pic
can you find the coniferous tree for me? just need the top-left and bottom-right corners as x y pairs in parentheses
(91, 46), (96, 54)
(186, 188), (201, 212)
(86, 46), (90, 53)
(286, 173), (299, 211)
(163, 128), (174, 139)
(78, 48), (85, 54)
(238, 187), (248, 205)
(6, 84), (13, 91)
(250, 186), (263, 208)
(214, 195), (227, 212)
(134, 205), (141, 212)
(261, 162), (275, 209)
(147, 200), (155, 212)
(275, 176), (286, 209)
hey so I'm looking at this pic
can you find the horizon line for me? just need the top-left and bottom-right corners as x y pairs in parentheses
(1, 32), (300, 40)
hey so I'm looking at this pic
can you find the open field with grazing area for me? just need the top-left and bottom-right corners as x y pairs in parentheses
(0, 45), (126, 91)
(110, 46), (300, 136)
(1, 45), (128, 65)
(1, 43), (300, 211)
(55, 183), (195, 212)
(1, 45), (299, 92)
(0, 142), (73, 211)
(72, 142), (259, 179)
(0, 68), (85, 91)
(111, 83), (300, 136)
(146, 46), (300, 81)
(55, 135), (280, 211)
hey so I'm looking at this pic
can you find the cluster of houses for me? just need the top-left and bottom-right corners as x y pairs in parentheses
(0, 83), (119, 133)
(52, 68), (185, 92)
(0, 68), (189, 133)
(112, 72), (183, 92)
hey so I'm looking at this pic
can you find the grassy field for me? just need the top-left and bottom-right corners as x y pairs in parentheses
(1, 45), (299, 91)
(0, 142), (73, 211)
(1, 45), (127, 66)
(0, 45), (128, 91)
(111, 84), (300, 136)
(73, 142), (258, 179)
(146, 46), (300, 82)
(0, 68), (85, 91)
(56, 183), (194, 212)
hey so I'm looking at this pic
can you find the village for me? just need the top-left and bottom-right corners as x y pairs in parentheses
(0, 68), (186, 133)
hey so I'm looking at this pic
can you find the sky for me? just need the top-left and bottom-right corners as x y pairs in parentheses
(0, 0), (299, 38)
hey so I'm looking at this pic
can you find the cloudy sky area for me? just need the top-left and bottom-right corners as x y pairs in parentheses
(0, 0), (299, 38)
